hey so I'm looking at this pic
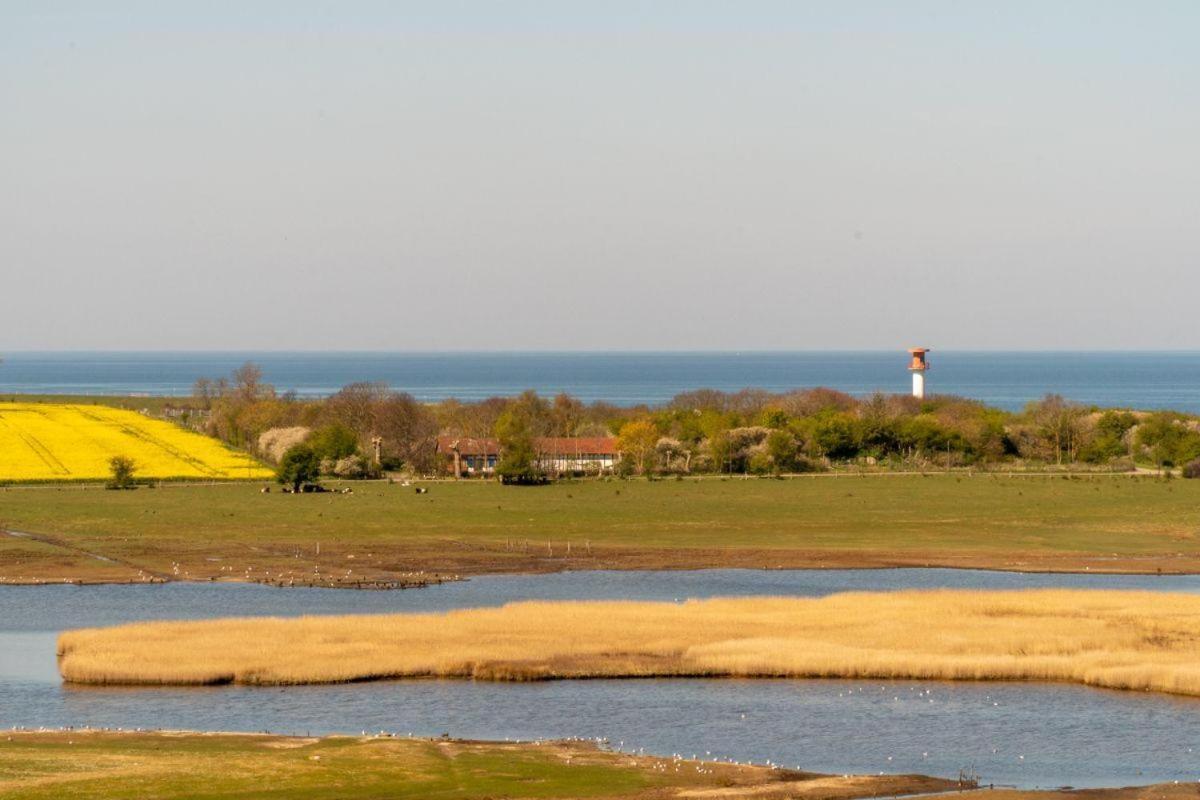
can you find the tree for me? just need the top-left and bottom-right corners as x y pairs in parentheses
(894, 415), (950, 456)
(669, 389), (732, 414)
(506, 390), (552, 436)
(276, 444), (321, 492)
(757, 408), (789, 429)
(1136, 413), (1200, 467)
(373, 391), (438, 473)
(856, 393), (900, 457)
(779, 387), (857, 417)
(309, 424), (359, 461)
(747, 447), (774, 475)
(191, 377), (214, 409)
(319, 383), (438, 473)
(725, 427), (770, 473)
(617, 419), (659, 474)
(810, 413), (858, 460)
(1027, 394), (1087, 464)
(705, 429), (733, 474)
(765, 429), (800, 473)
(1079, 410), (1136, 463)
(655, 436), (689, 472)
(494, 406), (543, 484)
(106, 456), (137, 490)
(231, 362), (270, 403)
(331, 454), (373, 479)
(191, 364), (283, 448)
(323, 382), (386, 434)
(551, 393), (585, 437)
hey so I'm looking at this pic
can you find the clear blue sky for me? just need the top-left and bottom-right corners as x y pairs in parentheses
(2, 2), (1197, 350)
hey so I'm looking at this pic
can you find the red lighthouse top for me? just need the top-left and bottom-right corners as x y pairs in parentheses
(908, 348), (930, 371)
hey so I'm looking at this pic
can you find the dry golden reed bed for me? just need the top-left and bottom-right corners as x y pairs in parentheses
(58, 589), (1200, 695)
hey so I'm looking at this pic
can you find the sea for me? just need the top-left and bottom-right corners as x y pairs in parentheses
(1, 351), (1199, 412)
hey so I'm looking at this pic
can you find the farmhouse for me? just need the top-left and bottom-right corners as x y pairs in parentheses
(436, 437), (500, 477)
(536, 437), (621, 475)
(435, 436), (620, 477)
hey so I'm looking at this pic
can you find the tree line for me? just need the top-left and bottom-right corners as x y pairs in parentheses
(183, 363), (1200, 480)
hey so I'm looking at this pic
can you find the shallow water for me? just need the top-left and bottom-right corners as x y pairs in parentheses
(6, 567), (1200, 633)
(3, 569), (1200, 788)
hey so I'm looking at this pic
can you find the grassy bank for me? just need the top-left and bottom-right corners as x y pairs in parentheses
(3, 475), (1200, 585)
(0, 730), (966, 800)
(57, 589), (1200, 694)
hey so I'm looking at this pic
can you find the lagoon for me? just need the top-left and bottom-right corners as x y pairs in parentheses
(4, 569), (1200, 788)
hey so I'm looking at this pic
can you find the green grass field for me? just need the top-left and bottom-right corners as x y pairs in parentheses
(0, 733), (661, 800)
(2, 474), (1199, 584)
(0, 731), (963, 800)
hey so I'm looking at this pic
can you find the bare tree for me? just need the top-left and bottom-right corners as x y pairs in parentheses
(231, 362), (271, 403)
(192, 377), (214, 408)
(1028, 394), (1087, 464)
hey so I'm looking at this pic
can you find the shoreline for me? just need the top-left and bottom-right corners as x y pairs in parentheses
(6, 546), (1200, 588)
(0, 728), (973, 800)
(7, 551), (1200, 587)
(1, 728), (1195, 798)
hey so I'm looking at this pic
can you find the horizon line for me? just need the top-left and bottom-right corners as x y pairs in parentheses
(5, 348), (1200, 356)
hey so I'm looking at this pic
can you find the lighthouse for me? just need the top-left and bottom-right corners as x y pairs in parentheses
(908, 348), (930, 399)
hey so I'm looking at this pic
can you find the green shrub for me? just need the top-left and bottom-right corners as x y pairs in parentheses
(1080, 411), (1136, 463)
(276, 444), (321, 492)
(1136, 413), (1200, 467)
(308, 424), (359, 462)
(747, 450), (774, 475)
(105, 456), (137, 490)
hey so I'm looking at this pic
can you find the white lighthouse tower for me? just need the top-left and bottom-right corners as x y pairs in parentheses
(908, 348), (930, 399)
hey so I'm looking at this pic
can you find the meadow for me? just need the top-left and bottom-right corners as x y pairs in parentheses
(2, 474), (1199, 584)
(0, 730), (965, 800)
(0, 402), (270, 481)
(56, 589), (1200, 696)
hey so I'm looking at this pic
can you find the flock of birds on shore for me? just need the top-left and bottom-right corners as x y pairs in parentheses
(5, 686), (1041, 776)
(10, 705), (1200, 789)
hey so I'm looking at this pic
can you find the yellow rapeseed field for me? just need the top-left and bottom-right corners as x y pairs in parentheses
(56, 589), (1200, 696)
(0, 403), (271, 481)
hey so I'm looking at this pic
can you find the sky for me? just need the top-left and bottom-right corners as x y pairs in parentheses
(2, 2), (1198, 351)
